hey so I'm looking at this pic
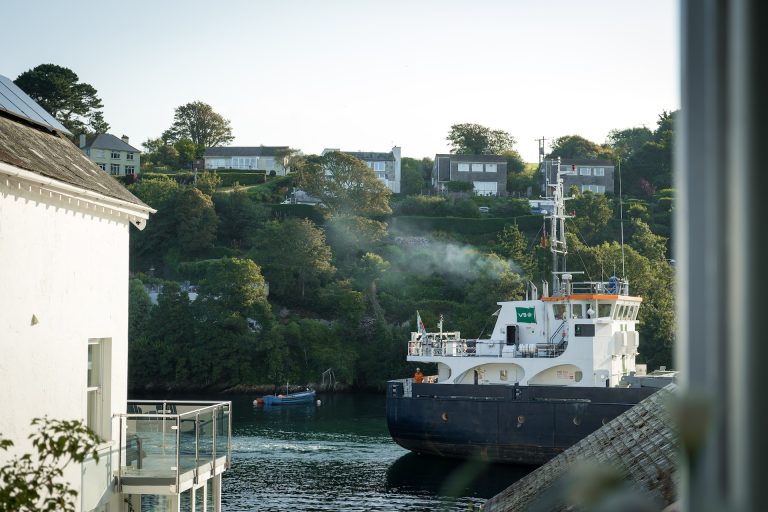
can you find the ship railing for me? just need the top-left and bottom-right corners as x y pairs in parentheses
(114, 400), (231, 494)
(568, 279), (630, 296)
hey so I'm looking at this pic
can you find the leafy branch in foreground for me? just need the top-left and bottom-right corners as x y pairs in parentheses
(0, 417), (101, 512)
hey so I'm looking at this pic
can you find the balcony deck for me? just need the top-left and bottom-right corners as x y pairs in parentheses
(115, 400), (231, 494)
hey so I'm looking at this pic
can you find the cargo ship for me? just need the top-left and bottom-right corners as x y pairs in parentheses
(386, 159), (674, 465)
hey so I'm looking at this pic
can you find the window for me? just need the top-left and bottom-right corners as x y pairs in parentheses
(579, 167), (591, 176)
(575, 324), (596, 336)
(581, 184), (605, 193)
(87, 338), (111, 439)
(458, 163), (470, 172)
(553, 304), (567, 320)
(127, 152), (134, 160)
(594, 167), (605, 176)
(485, 163), (497, 173)
(111, 151), (120, 159)
(572, 304), (583, 318)
(471, 163), (483, 173)
(500, 369), (508, 381)
(473, 181), (497, 196)
(597, 302), (613, 318)
(97, 163), (106, 171)
(125, 165), (135, 174)
(373, 161), (386, 172)
(110, 164), (120, 175)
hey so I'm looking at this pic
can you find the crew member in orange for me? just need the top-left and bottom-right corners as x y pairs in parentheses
(414, 367), (424, 383)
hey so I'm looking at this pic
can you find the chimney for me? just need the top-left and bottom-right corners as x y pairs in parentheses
(121, 135), (130, 144)
(79, 134), (86, 149)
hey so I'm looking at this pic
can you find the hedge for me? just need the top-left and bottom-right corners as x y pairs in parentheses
(389, 215), (545, 237)
(270, 203), (326, 223)
(140, 171), (266, 187)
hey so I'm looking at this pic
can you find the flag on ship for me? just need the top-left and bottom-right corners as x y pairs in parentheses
(416, 310), (427, 336)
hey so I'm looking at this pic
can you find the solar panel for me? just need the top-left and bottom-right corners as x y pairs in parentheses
(0, 74), (72, 135)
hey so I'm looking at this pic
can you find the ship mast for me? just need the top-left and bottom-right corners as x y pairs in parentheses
(546, 158), (573, 295)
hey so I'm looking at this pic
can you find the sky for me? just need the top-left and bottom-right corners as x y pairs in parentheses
(1, 0), (679, 163)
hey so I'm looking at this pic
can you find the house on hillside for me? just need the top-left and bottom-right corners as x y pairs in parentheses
(323, 146), (402, 193)
(539, 158), (615, 195)
(0, 75), (232, 511)
(204, 145), (291, 175)
(432, 154), (507, 196)
(80, 133), (141, 176)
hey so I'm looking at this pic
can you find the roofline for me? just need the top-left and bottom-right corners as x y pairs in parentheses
(0, 161), (155, 230)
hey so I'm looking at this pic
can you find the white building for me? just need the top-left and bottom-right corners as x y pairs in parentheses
(204, 145), (291, 175)
(0, 76), (231, 511)
(323, 146), (402, 193)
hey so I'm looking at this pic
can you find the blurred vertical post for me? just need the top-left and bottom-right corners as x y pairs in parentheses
(678, 0), (768, 511)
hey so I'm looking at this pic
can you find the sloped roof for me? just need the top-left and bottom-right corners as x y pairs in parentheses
(83, 133), (140, 153)
(0, 111), (148, 208)
(204, 146), (289, 157)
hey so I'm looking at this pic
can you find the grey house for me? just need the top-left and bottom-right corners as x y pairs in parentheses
(323, 146), (402, 193)
(539, 158), (615, 195)
(80, 133), (140, 176)
(432, 154), (507, 196)
(204, 146), (291, 175)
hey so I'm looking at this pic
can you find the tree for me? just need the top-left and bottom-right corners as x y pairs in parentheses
(171, 188), (219, 254)
(607, 127), (653, 162)
(495, 224), (537, 279)
(400, 157), (428, 195)
(0, 417), (100, 512)
(173, 138), (198, 168)
(447, 123), (516, 155)
(295, 152), (392, 216)
(14, 64), (109, 137)
(195, 170), (222, 196)
(162, 101), (234, 148)
(251, 219), (335, 302)
(213, 186), (270, 249)
(547, 135), (614, 160)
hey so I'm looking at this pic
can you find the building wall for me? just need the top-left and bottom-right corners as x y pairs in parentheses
(0, 173), (131, 510)
(87, 148), (140, 176)
(204, 155), (285, 173)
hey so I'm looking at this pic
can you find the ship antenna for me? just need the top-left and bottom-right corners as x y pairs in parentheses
(618, 157), (626, 278)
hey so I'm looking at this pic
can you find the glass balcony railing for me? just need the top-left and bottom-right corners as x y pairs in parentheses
(115, 400), (231, 493)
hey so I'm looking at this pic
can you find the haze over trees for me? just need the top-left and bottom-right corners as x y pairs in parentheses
(126, 111), (677, 392)
(14, 64), (109, 137)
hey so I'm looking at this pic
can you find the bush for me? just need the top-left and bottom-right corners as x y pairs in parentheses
(444, 181), (474, 192)
(389, 215), (544, 237)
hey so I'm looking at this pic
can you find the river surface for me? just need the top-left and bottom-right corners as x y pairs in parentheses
(219, 392), (532, 511)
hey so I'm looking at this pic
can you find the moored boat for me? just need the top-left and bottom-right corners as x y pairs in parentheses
(257, 388), (316, 406)
(386, 158), (675, 465)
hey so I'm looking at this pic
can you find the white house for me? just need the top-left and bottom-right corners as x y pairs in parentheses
(204, 145), (291, 175)
(0, 76), (231, 511)
(322, 146), (402, 193)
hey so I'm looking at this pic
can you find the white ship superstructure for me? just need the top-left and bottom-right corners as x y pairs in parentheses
(407, 159), (641, 388)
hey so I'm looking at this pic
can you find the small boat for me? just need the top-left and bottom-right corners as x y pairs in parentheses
(257, 384), (316, 406)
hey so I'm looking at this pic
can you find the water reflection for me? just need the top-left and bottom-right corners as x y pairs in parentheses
(386, 452), (533, 500)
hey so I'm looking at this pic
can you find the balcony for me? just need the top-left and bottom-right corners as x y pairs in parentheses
(115, 400), (231, 495)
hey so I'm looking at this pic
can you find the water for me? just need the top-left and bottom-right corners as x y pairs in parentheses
(221, 393), (532, 511)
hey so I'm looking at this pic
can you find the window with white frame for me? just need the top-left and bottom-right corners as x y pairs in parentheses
(473, 181), (497, 196)
(485, 163), (497, 173)
(581, 184), (606, 193)
(471, 163), (483, 173)
(111, 151), (120, 159)
(97, 163), (106, 171)
(372, 161), (386, 172)
(596, 185), (605, 193)
(110, 164), (120, 175)
(594, 167), (605, 176)
(458, 163), (470, 172)
(87, 338), (111, 440)
(125, 165), (135, 174)
(127, 152), (134, 161)
(579, 167), (591, 176)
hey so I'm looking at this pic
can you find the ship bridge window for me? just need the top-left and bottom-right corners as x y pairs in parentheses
(597, 302), (613, 318)
(572, 304), (583, 319)
(553, 304), (567, 320)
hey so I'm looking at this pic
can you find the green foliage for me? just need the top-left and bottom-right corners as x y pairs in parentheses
(447, 123), (516, 155)
(251, 219), (335, 303)
(0, 418), (100, 512)
(547, 135), (614, 160)
(129, 278), (152, 341)
(173, 138), (199, 168)
(14, 64), (108, 137)
(162, 101), (234, 147)
(495, 224), (537, 279)
(390, 216), (543, 237)
(195, 170), (222, 196)
(568, 192), (614, 244)
(444, 181), (474, 193)
(214, 187), (271, 249)
(506, 164), (539, 196)
(393, 195), (449, 216)
(295, 152), (392, 216)
(400, 157), (430, 195)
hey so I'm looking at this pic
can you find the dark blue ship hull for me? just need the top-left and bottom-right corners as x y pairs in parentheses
(385, 381), (658, 465)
